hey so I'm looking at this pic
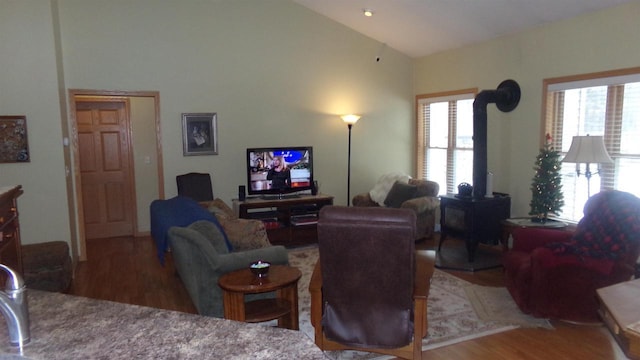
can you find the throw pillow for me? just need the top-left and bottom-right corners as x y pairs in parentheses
(188, 220), (230, 255)
(218, 218), (272, 251)
(369, 173), (411, 205)
(384, 181), (418, 208)
(208, 198), (236, 220)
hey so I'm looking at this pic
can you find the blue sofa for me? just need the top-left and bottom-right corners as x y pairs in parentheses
(150, 196), (232, 264)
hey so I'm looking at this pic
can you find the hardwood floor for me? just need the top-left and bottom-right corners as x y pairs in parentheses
(69, 235), (626, 359)
(69, 236), (197, 314)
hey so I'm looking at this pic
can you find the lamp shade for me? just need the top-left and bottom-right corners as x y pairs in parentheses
(341, 114), (360, 125)
(562, 135), (613, 164)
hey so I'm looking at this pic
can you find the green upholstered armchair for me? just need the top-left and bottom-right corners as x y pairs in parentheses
(168, 220), (289, 318)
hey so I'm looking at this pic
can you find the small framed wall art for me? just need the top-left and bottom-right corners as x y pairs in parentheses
(0, 115), (30, 163)
(182, 112), (218, 156)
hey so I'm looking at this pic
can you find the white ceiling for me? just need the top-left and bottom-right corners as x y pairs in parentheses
(293, 0), (633, 58)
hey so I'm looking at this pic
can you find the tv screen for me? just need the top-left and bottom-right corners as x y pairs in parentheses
(246, 146), (314, 197)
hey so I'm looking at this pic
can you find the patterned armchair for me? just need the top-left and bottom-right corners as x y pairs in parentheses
(352, 177), (440, 240)
(502, 190), (640, 322)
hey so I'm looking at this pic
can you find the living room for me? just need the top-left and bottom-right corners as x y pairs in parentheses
(1, 0), (638, 260)
(1, 0), (639, 358)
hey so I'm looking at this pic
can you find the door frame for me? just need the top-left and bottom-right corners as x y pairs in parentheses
(68, 89), (164, 261)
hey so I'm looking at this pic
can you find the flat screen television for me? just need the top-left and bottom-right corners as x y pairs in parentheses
(246, 146), (314, 198)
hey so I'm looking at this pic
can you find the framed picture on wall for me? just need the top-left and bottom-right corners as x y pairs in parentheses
(182, 113), (218, 156)
(0, 115), (30, 163)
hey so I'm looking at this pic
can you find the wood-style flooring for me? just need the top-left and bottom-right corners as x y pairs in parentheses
(69, 235), (625, 360)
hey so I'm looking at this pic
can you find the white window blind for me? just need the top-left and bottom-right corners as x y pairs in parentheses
(416, 90), (476, 195)
(544, 68), (640, 221)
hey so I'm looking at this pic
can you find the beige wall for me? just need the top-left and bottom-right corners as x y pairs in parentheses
(0, 1), (71, 246)
(0, 0), (413, 255)
(130, 96), (159, 233)
(55, 0), (414, 211)
(413, 1), (640, 217)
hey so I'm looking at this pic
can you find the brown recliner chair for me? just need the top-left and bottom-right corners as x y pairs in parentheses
(309, 206), (435, 360)
(352, 178), (439, 240)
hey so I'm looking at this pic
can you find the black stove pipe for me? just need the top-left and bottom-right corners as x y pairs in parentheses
(472, 79), (521, 199)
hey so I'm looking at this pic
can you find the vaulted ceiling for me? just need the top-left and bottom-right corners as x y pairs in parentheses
(294, 0), (633, 58)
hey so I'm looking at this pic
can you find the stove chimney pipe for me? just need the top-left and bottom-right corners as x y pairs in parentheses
(472, 79), (521, 199)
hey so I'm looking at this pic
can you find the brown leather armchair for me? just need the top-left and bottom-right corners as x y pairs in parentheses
(352, 178), (439, 239)
(309, 206), (435, 360)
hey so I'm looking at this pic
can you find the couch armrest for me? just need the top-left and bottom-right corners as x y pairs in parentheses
(511, 227), (573, 253)
(409, 179), (439, 197)
(217, 245), (289, 274)
(414, 250), (435, 298)
(352, 193), (379, 207)
(531, 247), (615, 277)
(401, 196), (439, 214)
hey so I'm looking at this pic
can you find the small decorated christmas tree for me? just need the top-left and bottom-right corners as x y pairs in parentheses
(529, 134), (564, 222)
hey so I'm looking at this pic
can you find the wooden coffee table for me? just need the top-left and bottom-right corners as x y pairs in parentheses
(597, 278), (640, 359)
(218, 265), (302, 330)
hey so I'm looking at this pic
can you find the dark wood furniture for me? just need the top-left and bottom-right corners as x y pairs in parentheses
(218, 265), (301, 330)
(176, 172), (214, 202)
(233, 194), (333, 247)
(597, 278), (640, 359)
(0, 185), (24, 282)
(438, 193), (510, 262)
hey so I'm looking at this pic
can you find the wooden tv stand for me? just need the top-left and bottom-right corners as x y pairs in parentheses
(233, 194), (333, 247)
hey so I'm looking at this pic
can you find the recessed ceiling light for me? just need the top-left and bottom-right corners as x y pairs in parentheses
(363, 9), (374, 17)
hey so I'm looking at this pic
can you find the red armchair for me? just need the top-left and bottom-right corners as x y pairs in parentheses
(503, 190), (640, 323)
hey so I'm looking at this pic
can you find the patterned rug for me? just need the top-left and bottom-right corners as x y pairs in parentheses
(464, 285), (553, 329)
(285, 246), (526, 359)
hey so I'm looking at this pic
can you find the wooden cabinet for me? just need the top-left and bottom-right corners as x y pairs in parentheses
(0, 185), (24, 281)
(597, 279), (640, 359)
(233, 194), (333, 247)
(439, 193), (511, 262)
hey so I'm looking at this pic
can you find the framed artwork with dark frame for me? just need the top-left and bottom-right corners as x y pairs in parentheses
(0, 115), (30, 163)
(182, 113), (218, 156)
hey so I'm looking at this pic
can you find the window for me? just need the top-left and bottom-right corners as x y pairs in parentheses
(416, 89), (477, 195)
(543, 68), (640, 221)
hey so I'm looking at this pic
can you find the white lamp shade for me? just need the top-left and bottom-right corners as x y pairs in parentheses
(341, 114), (360, 125)
(562, 135), (613, 164)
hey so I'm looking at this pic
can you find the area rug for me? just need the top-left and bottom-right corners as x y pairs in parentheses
(285, 246), (522, 359)
(435, 241), (503, 272)
(463, 285), (553, 329)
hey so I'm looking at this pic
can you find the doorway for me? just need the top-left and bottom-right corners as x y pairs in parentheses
(76, 97), (134, 239)
(69, 90), (163, 261)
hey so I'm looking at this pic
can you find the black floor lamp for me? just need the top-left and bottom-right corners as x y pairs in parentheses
(341, 114), (360, 206)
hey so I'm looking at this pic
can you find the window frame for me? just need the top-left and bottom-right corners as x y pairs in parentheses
(416, 88), (477, 194)
(541, 66), (640, 221)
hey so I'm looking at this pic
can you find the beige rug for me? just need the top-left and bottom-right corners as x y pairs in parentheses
(285, 246), (541, 359)
(463, 285), (553, 329)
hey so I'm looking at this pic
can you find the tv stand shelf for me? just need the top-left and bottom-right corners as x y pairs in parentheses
(233, 194), (333, 247)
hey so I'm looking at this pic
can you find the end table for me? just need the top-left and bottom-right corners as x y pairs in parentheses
(218, 265), (302, 330)
(501, 217), (568, 249)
